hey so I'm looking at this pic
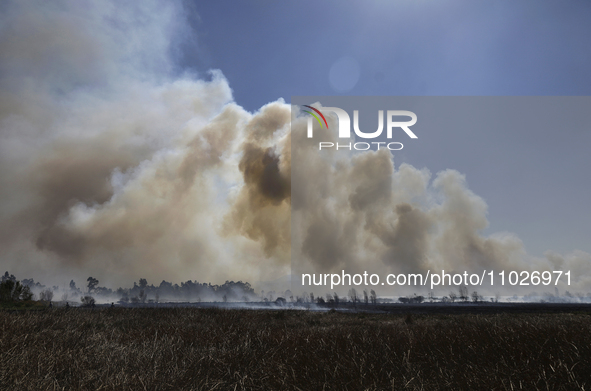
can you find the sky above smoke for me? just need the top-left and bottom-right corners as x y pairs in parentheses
(0, 1), (590, 293)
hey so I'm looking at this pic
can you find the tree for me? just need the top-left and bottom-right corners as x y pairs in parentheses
(0, 280), (33, 302)
(119, 292), (130, 304)
(139, 278), (148, 289)
(267, 290), (276, 302)
(87, 277), (99, 293)
(1, 280), (19, 301)
(40, 289), (54, 302)
(21, 278), (34, 287)
(13, 282), (24, 300)
(363, 290), (369, 304)
(21, 285), (33, 301)
(0, 280), (15, 301)
(471, 291), (479, 303)
(138, 289), (147, 303)
(370, 290), (377, 304)
(449, 291), (457, 302)
(301, 291), (308, 303)
(275, 297), (286, 305)
(459, 286), (469, 302)
(1, 272), (16, 283)
(348, 288), (358, 303)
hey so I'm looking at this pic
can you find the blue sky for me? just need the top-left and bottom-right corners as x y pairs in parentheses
(180, 0), (591, 257)
(183, 0), (591, 111)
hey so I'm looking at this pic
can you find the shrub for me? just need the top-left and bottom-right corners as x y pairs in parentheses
(81, 296), (95, 307)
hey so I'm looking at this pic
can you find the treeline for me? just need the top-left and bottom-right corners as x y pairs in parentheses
(1, 272), (258, 304)
(69, 276), (259, 304)
(0, 272), (34, 302)
(6, 270), (591, 306)
(108, 278), (257, 304)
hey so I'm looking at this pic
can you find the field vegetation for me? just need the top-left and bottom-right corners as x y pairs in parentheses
(1, 308), (590, 390)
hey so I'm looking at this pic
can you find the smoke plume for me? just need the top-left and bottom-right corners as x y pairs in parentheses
(0, 1), (291, 286)
(290, 107), (591, 294)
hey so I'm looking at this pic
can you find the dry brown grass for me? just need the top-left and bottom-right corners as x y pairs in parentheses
(1, 308), (590, 390)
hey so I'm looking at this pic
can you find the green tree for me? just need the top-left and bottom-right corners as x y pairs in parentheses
(20, 285), (33, 301)
(0, 280), (33, 302)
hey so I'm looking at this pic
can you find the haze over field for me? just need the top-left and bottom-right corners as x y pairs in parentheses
(0, 1), (590, 295)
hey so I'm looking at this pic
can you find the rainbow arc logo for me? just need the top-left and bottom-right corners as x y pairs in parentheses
(302, 105), (328, 129)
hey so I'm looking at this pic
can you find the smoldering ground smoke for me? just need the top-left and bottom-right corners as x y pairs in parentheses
(0, 1), (589, 294)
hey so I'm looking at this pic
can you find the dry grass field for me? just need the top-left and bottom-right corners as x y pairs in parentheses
(1, 307), (590, 390)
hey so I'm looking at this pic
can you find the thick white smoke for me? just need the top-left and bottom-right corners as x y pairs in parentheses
(0, 1), (292, 286)
(290, 107), (591, 295)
